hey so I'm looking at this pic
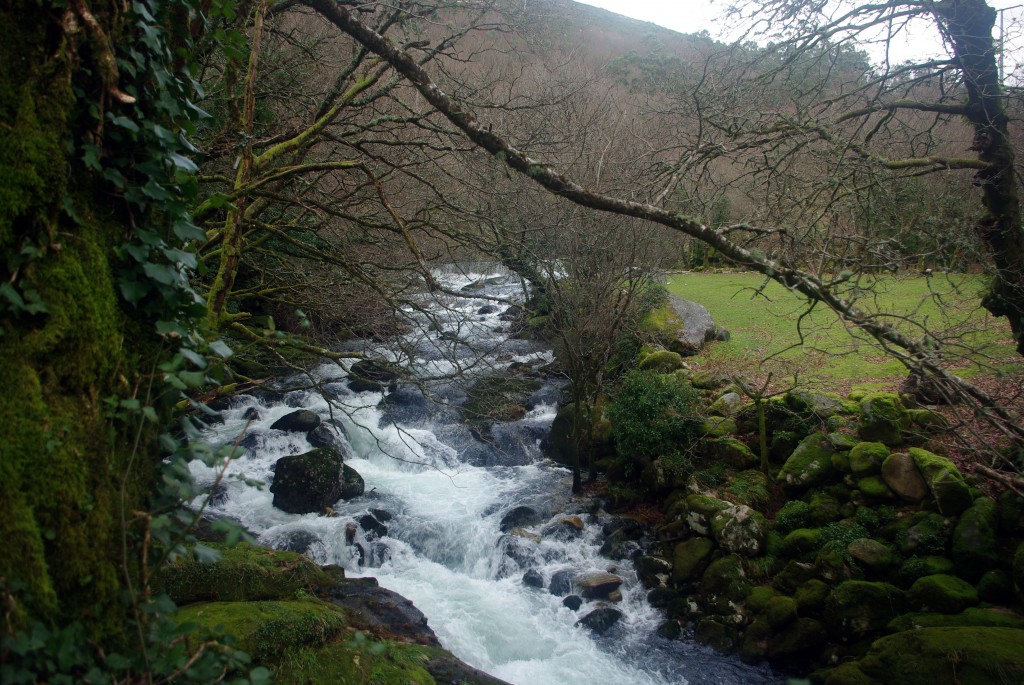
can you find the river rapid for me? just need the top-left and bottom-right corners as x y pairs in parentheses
(191, 265), (781, 685)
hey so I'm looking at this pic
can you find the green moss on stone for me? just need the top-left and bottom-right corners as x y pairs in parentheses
(777, 432), (838, 492)
(705, 436), (759, 470)
(857, 393), (910, 446)
(908, 574), (978, 614)
(887, 607), (1024, 633)
(765, 595), (798, 628)
(951, 497), (998, 582)
(638, 349), (684, 373)
(781, 528), (824, 559)
(672, 537), (716, 584)
(858, 476), (896, 501)
(824, 581), (906, 640)
(825, 627), (1024, 685)
(849, 443), (890, 476)
(908, 448), (973, 516)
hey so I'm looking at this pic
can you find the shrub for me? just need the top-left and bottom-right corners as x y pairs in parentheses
(607, 369), (705, 474)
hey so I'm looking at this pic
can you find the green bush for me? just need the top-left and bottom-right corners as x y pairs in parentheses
(607, 369), (705, 474)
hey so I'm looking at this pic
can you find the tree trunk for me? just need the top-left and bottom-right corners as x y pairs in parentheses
(937, 0), (1024, 354)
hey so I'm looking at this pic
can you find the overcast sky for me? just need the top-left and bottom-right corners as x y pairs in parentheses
(577, 0), (1024, 71)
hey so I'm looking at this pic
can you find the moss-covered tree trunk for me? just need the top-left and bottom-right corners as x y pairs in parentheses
(0, 0), (153, 640)
(937, 0), (1024, 354)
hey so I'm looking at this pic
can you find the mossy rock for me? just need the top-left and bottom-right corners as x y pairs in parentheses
(857, 393), (910, 446)
(794, 579), (831, 617)
(723, 470), (773, 510)
(672, 536), (716, 584)
(684, 493), (731, 536)
(897, 556), (956, 586)
(887, 607), (1024, 633)
(786, 389), (847, 418)
(546, 401), (612, 467)
(701, 415), (738, 438)
(177, 599), (347, 662)
(908, 574), (978, 614)
(638, 349), (685, 373)
(808, 492), (843, 526)
(831, 451), (853, 474)
(823, 627), (1024, 685)
(767, 617), (827, 660)
(463, 375), (543, 426)
(708, 392), (743, 417)
(740, 616), (772, 664)
(156, 543), (340, 605)
(908, 448), (973, 516)
(777, 432), (838, 493)
(951, 497), (998, 582)
(824, 581), (906, 641)
(695, 617), (737, 653)
(846, 539), (893, 572)
(711, 504), (768, 557)
(977, 569), (1014, 604)
(857, 476), (895, 501)
(908, 408), (950, 430)
(774, 560), (818, 595)
(849, 443), (889, 476)
(704, 436), (759, 470)
(895, 512), (951, 557)
(781, 528), (824, 559)
(998, 490), (1024, 535)
(880, 452), (929, 503)
(774, 500), (811, 533)
(764, 594), (798, 628)
(699, 555), (750, 614)
(270, 448), (346, 514)
(746, 585), (778, 613)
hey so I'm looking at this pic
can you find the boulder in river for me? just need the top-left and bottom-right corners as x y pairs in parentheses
(348, 359), (401, 393)
(499, 505), (542, 533)
(270, 448), (344, 514)
(576, 572), (623, 600)
(271, 409), (321, 433)
(577, 607), (623, 634)
(342, 463), (365, 500)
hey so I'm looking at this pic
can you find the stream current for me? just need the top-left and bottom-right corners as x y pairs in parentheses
(191, 265), (781, 685)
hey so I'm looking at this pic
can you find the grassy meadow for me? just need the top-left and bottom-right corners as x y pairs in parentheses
(665, 271), (1020, 392)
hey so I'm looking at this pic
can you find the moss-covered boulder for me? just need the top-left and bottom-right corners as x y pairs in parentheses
(846, 538), (893, 572)
(638, 349), (685, 373)
(999, 490), (1024, 535)
(695, 617), (737, 653)
(640, 295), (718, 356)
(708, 392), (743, 417)
(545, 401), (613, 467)
(857, 476), (895, 501)
(897, 556), (955, 585)
(780, 528), (823, 559)
(849, 442), (889, 476)
(767, 617), (827, 660)
(824, 627), (1024, 685)
(704, 436), (759, 470)
(908, 408), (950, 430)
(699, 555), (750, 614)
(156, 543), (341, 605)
(786, 389), (848, 418)
(977, 569), (1014, 604)
(908, 574), (978, 614)
(880, 452), (929, 503)
(271, 448), (346, 514)
(794, 579), (831, 617)
(774, 500), (812, 533)
(887, 607), (1024, 633)
(711, 504), (768, 557)
(764, 594), (798, 628)
(723, 470), (773, 510)
(824, 581), (906, 641)
(271, 409), (322, 433)
(683, 493), (731, 536)
(908, 448), (973, 515)
(857, 393), (911, 446)
(777, 432), (837, 492)
(701, 416), (738, 438)
(893, 512), (951, 557)
(672, 537), (716, 584)
(951, 497), (998, 582)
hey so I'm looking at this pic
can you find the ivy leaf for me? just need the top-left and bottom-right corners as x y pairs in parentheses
(168, 152), (198, 172)
(208, 339), (233, 358)
(172, 218), (205, 241)
(119, 278), (150, 305)
(143, 262), (179, 285)
(108, 115), (140, 133)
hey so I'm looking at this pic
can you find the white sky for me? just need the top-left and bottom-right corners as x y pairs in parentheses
(577, 0), (1024, 74)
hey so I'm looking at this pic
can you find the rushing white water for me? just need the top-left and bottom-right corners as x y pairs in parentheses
(192, 266), (780, 685)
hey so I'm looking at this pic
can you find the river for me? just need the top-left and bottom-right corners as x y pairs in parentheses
(191, 265), (781, 685)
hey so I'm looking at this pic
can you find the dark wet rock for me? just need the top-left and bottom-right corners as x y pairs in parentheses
(577, 607), (623, 634)
(424, 655), (513, 685)
(369, 541), (391, 567)
(542, 516), (585, 541)
(522, 568), (544, 588)
(495, 534), (538, 577)
(562, 595), (583, 611)
(576, 572), (623, 600)
(908, 574), (978, 614)
(271, 409), (321, 433)
(307, 423), (351, 456)
(549, 569), (574, 597)
(243, 406), (261, 421)
(284, 391), (310, 408)
(369, 508), (393, 522)
(477, 305), (498, 315)
(342, 463), (365, 500)
(379, 385), (432, 423)
(358, 512), (389, 540)
(270, 448), (344, 514)
(823, 580), (906, 641)
(238, 432), (261, 455)
(500, 506), (542, 533)
(348, 359), (401, 393)
(636, 556), (673, 589)
(276, 530), (321, 554)
(498, 304), (524, 321)
(324, 578), (439, 647)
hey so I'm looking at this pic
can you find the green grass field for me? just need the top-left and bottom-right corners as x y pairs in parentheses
(666, 271), (1020, 392)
